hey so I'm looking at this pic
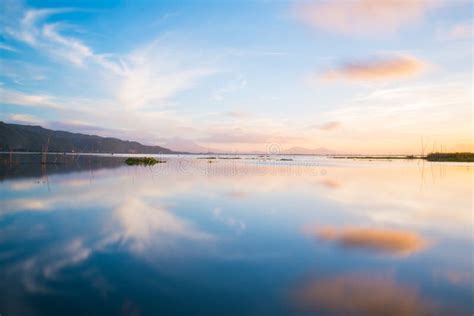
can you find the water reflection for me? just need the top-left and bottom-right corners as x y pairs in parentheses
(293, 273), (434, 316)
(0, 154), (472, 315)
(313, 226), (427, 256)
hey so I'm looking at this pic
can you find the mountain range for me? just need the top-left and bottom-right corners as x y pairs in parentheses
(0, 121), (338, 155)
(0, 122), (176, 154)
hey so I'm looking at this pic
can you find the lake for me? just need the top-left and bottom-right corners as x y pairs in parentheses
(0, 154), (472, 315)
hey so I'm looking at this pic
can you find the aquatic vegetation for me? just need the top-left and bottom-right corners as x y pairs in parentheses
(425, 152), (474, 162)
(332, 155), (419, 160)
(332, 153), (473, 162)
(125, 157), (166, 165)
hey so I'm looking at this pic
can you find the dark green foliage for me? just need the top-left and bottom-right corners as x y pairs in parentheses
(332, 156), (419, 160)
(125, 157), (166, 165)
(425, 152), (474, 162)
(0, 121), (175, 154)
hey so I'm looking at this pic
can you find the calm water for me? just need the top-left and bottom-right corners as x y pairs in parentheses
(0, 154), (472, 316)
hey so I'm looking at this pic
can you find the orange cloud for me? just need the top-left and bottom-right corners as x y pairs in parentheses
(295, 0), (440, 36)
(322, 55), (426, 81)
(315, 226), (428, 255)
(315, 121), (342, 131)
(294, 274), (434, 316)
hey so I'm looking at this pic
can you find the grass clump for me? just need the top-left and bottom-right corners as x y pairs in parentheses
(425, 152), (474, 162)
(125, 157), (166, 165)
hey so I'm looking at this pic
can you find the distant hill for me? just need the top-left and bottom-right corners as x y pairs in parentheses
(0, 121), (176, 154)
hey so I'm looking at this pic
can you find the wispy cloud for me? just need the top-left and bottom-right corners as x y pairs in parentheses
(212, 75), (247, 101)
(2, 6), (218, 126)
(4, 8), (124, 72)
(0, 43), (18, 52)
(313, 121), (342, 131)
(321, 55), (426, 82)
(41, 22), (93, 66)
(0, 87), (63, 109)
(440, 21), (473, 41)
(0, 60), (47, 85)
(116, 39), (216, 110)
(295, 0), (440, 37)
(8, 113), (44, 125)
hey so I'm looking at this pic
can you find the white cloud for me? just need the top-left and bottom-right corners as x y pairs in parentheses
(0, 43), (18, 52)
(0, 87), (63, 109)
(117, 43), (215, 110)
(295, 0), (441, 37)
(8, 113), (43, 125)
(41, 22), (93, 66)
(212, 75), (247, 101)
(441, 21), (473, 41)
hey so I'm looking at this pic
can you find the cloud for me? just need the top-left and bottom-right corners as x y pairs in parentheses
(295, 0), (440, 37)
(313, 121), (341, 131)
(8, 113), (43, 125)
(322, 55), (426, 82)
(2, 6), (217, 120)
(0, 43), (18, 52)
(223, 110), (252, 119)
(212, 75), (247, 101)
(441, 21), (473, 41)
(0, 60), (47, 84)
(41, 22), (94, 66)
(314, 226), (428, 255)
(116, 40), (215, 110)
(294, 273), (434, 316)
(5, 8), (87, 63)
(0, 87), (63, 109)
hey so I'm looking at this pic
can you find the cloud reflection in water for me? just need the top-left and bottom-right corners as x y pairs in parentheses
(313, 225), (428, 256)
(294, 273), (434, 316)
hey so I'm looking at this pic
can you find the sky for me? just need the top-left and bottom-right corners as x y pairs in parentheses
(0, 0), (472, 154)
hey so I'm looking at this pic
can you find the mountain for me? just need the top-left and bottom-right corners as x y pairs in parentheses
(282, 146), (338, 155)
(0, 121), (176, 154)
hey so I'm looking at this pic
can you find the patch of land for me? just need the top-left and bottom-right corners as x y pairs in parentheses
(332, 152), (473, 162)
(125, 157), (166, 165)
(425, 152), (474, 162)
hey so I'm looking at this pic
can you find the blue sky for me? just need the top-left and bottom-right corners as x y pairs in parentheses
(0, 0), (472, 153)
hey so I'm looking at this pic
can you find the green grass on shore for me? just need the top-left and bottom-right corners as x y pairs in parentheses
(333, 152), (473, 162)
(425, 152), (474, 162)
